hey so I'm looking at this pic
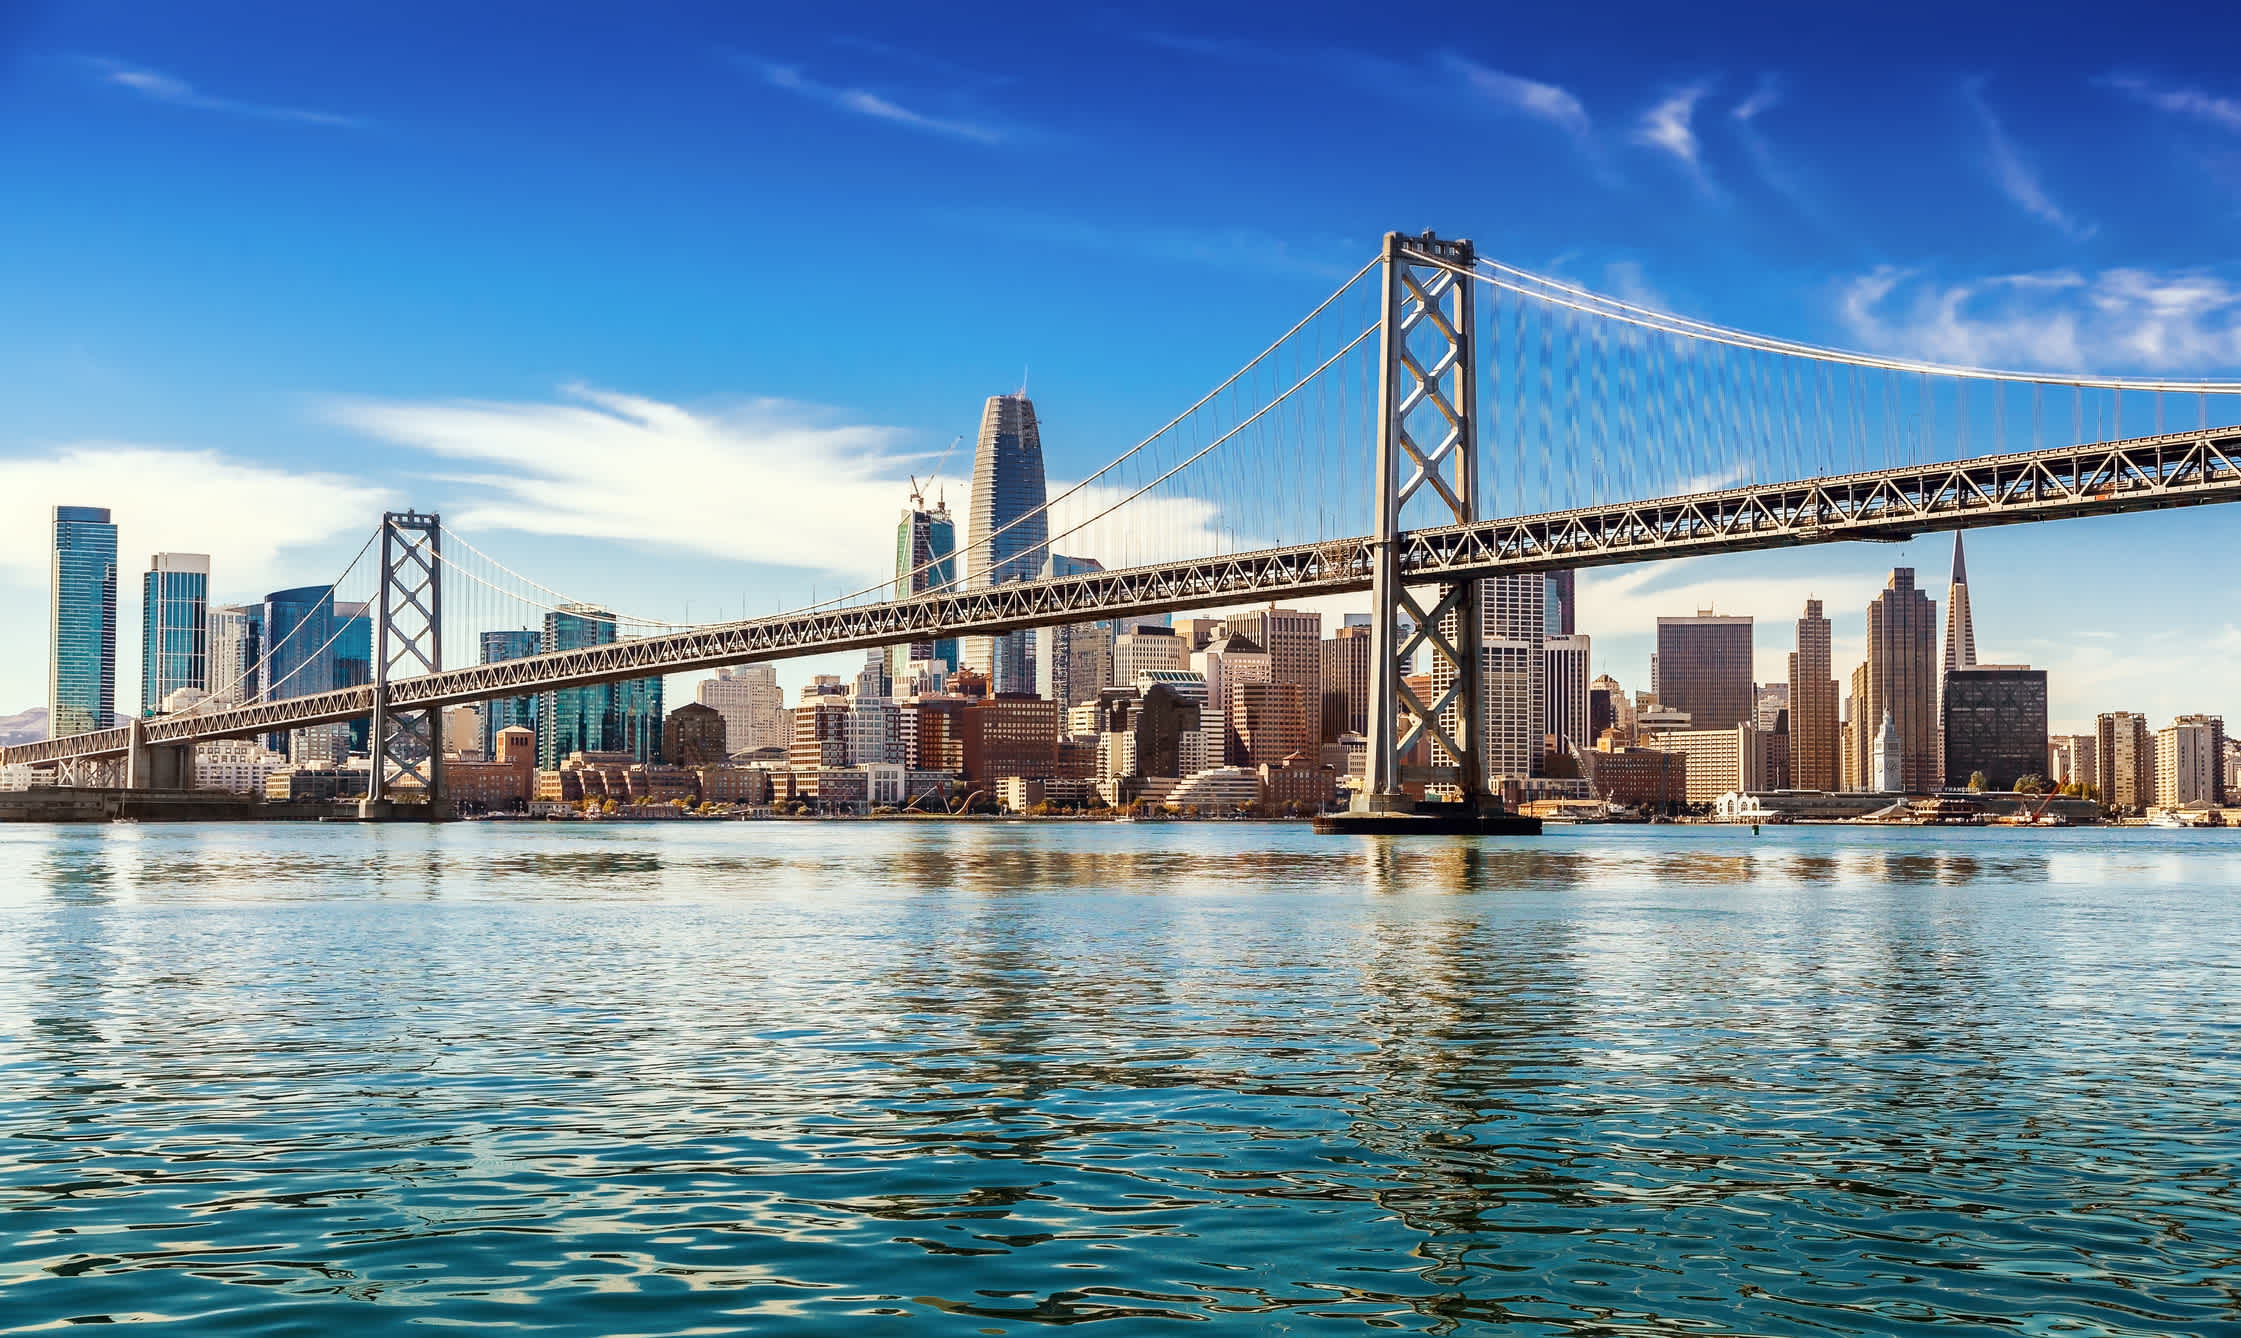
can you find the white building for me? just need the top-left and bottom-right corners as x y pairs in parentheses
(1166, 766), (1261, 812)
(698, 665), (786, 755)
(206, 604), (260, 705)
(1432, 574), (1545, 786)
(1872, 709), (1904, 794)
(1113, 628), (1186, 688)
(2156, 716), (2223, 808)
(1542, 633), (1592, 760)
(1192, 635), (1270, 767)
(195, 738), (288, 794)
(1642, 724), (1767, 806)
(846, 698), (907, 766)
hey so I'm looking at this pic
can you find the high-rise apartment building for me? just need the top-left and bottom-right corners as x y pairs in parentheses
(961, 394), (1049, 695)
(698, 665), (785, 756)
(892, 491), (959, 679)
(1542, 633), (1592, 761)
(2049, 733), (2097, 788)
(2096, 711), (2154, 813)
(1320, 623), (1372, 741)
(1941, 666), (2048, 790)
(1038, 553), (1109, 706)
(1654, 613), (1754, 731)
(479, 629), (541, 757)
(205, 603), (262, 706)
(1858, 569), (1940, 794)
(140, 553), (209, 715)
(1787, 600), (1839, 792)
(2155, 715), (2227, 808)
(50, 506), (118, 738)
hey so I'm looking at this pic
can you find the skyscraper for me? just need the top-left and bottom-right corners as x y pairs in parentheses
(49, 506), (118, 738)
(1654, 613), (1754, 731)
(1787, 599), (1839, 791)
(206, 603), (262, 706)
(892, 491), (959, 679)
(479, 629), (541, 757)
(1038, 553), (1108, 706)
(262, 585), (337, 757)
(1320, 623), (1372, 741)
(1433, 573), (1546, 786)
(538, 605), (660, 768)
(334, 600), (373, 753)
(2096, 711), (2153, 813)
(1943, 533), (1978, 678)
(1861, 568), (1940, 794)
(961, 393), (1049, 695)
(698, 665), (785, 756)
(1542, 633), (1593, 762)
(1544, 570), (1576, 636)
(141, 553), (209, 714)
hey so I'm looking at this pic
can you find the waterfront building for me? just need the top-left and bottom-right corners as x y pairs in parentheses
(446, 726), (538, 812)
(1788, 599), (1839, 792)
(1641, 724), (1766, 806)
(537, 606), (664, 768)
(50, 505), (118, 738)
(1165, 766), (1261, 813)
(1038, 553), (1109, 706)
(140, 553), (208, 714)
(961, 694), (1060, 784)
(1542, 633), (1592, 761)
(1941, 666), (2049, 790)
(1654, 612), (1754, 731)
(662, 703), (729, 767)
(1858, 569), (1940, 794)
(1193, 633), (1271, 766)
(206, 604), (262, 706)
(2049, 733), (2097, 788)
(698, 665), (785, 756)
(960, 393), (1049, 695)
(1320, 623), (1371, 741)
(478, 629), (541, 757)
(1580, 744), (1688, 811)
(1261, 754), (1338, 813)
(1872, 709), (1904, 793)
(2156, 715), (2228, 808)
(193, 737), (287, 794)
(891, 489), (959, 681)
(2096, 711), (2154, 813)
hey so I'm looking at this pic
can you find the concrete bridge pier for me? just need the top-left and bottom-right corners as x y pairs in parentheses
(123, 718), (195, 790)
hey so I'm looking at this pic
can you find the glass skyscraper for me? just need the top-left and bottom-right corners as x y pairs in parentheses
(333, 601), (373, 753)
(206, 603), (262, 706)
(479, 629), (540, 757)
(962, 393), (1049, 695)
(50, 505), (118, 738)
(536, 607), (664, 768)
(263, 586), (335, 755)
(891, 495), (959, 680)
(141, 553), (210, 715)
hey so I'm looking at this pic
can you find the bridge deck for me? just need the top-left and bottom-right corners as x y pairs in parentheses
(8, 427), (2235, 766)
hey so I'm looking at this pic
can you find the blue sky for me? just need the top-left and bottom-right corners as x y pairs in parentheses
(2, 0), (2237, 731)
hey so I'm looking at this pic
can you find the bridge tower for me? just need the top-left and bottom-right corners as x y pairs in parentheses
(1347, 231), (1508, 824)
(367, 511), (445, 813)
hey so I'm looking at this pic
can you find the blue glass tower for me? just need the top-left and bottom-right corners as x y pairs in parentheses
(535, 608), (662, 769)
(141, 553), (209, 715)
(963, 394), (1049, 694)
(50, 506), (118, 738)
(333, 601), (373, 752)
(892, 494), (959, 679)
(262, 586), (335, 754)
(480, 629), (540, 757)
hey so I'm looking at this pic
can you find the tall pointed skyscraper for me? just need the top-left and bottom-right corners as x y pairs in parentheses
(961, 393), (1049, 695)
(1943, 533), (1977, 677)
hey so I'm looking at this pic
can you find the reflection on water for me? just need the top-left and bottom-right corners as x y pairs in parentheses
(1, 822), (2237, 1335)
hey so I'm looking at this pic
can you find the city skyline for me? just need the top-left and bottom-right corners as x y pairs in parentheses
(3, 5), (2238, 734)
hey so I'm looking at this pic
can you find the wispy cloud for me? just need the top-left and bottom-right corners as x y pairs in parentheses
(89, 58), (364, 128)
(2099, 72), (2241, 134)
(1633, 82), (1720, 195)
(1731, 76), (1780, 124)
(1965, 80), (2092, 238)
(1444, 55), (1591, 141)
(730, 52), (1009, 144)
(1838, 264), (2241, 372)
(1728, 74), (1826, 222)
(931, 208), (1357, 280)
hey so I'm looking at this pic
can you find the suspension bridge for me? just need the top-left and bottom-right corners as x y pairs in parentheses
(8, 233), (2239, 818)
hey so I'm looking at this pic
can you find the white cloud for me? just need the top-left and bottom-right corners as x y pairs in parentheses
(2101, 73), (2241, 134)
(1965, 81), (2092, 239)
(736, 53), (1007, 144)
(89, 58), (365, 128)
(1446, 56), (1592, 141)
(1839, 264), (2241, 372)
(0, 446), (392, 588)
(930, 208), (1356, 280)
(1634, 83), (1709, 167)
(1731, 77), (1780, 124)
(325, 387), (930, 587)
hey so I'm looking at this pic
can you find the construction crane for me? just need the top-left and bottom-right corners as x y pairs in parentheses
(910, 434), (964, 510)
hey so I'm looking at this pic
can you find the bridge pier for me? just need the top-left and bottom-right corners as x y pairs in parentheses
(123, 718), (195, 790)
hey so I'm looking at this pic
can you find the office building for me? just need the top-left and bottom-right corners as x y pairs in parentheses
(1544, 570), (1576, 637)
(2096, 711), (2154, 813)
(333, 600), (374, 753)
(1112, 625), (1186, 689)
(537, 605), (663, 768)
(961, 695), (1061, 783)
(1858, 569), (1940, 794)
(662, 703), (729, 767)
(479, 629), (541, 757)
(1754, 682), (1789, 733)
(1230, 680), (1315, 769)
(1194, 633), (1271, 766)
(1943, 533), (1978, 678)
(853, 649), (892, 701)
(140, 553), (208, 715)
(261, 585), (335, 755)
(1320, 623), (1371, 741)
(892, 490), (959, 680)
(1654, 612), (1754, 731)
(2156, 715), (2227, 808)
(698, 664), (786, 755)
(1038, 553), (1109, 706)
(1640, 724), (1765, 806)
(961, 393), (1049, 694)
(206, 603), (262, 706)
(1941, 666), (2049, 790)
(1222, 608), (1322, 742)
(1542, 633), (1592, 761)
(791, 698), (852, 772)
(1787, 599), (1839, 792)
(49, 505), (118, 738)
(1589, 673), (1633, 745)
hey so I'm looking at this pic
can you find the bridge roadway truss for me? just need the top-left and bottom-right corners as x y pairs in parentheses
(7, 425), (2237, 768)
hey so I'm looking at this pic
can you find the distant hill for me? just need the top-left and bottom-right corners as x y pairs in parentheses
(0, 708), (46, 747)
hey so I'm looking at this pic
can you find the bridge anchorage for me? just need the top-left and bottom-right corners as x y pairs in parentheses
(6, 227), (2239, 828)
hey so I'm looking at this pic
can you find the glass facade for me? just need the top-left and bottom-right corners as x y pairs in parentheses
(262, 586), (335, 755)
(892, 502), (959, 678)
(141, 554), (209, 714)
(537, 608), (665, 768)
(50, 506), (118, 738)
(480, 629), (541, 758)
(206, 604), (263, 705)
(1653, 615), (1755, 730)
(333, 601), (372, 753)
(1942, 667), (2049, 790)
(963, 394), (1049, 695)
